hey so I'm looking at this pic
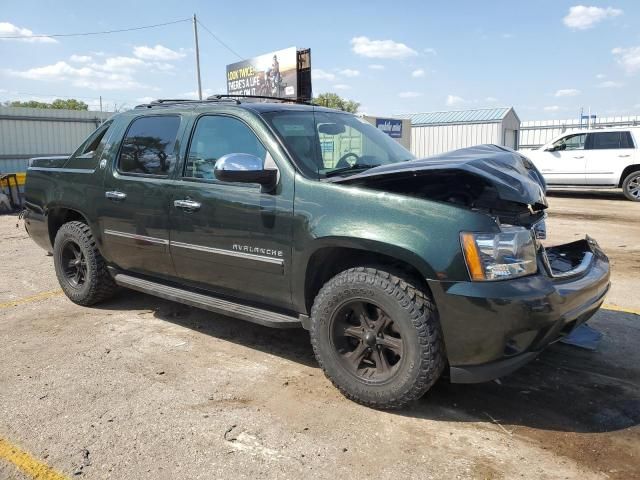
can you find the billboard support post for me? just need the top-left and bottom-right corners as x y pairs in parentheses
(193, 13), (203, 100)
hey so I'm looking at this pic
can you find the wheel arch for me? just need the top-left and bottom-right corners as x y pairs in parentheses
(47, 207), (91, 247)
(299, 239), (435, 314)
(618, 164), (640, 187)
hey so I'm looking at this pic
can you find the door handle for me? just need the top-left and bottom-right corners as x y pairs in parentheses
(174, 199), (201, 212)
(105, 191), (127, 201)
(572, 155), (584, 159)
(618, 154), (631, 158)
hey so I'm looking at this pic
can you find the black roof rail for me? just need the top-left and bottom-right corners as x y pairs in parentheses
(207, 94), (314, 105)
(134, 95), (314, 109)
(134, 97), (242, 109)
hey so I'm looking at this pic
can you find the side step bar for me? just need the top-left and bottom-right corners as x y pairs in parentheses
(113, 273), (302, 329)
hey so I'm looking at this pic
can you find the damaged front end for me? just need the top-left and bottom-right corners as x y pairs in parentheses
(332, 144), (606, 281)
(331, 144), (548, 228)
(331, 144), (610, 381)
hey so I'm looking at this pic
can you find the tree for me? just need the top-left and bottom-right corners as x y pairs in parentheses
(7, 98), (89, 110)
(312, 93), (360, 113)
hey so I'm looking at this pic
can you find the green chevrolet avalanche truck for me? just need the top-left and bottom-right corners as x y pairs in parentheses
(23, 97), (610, 409)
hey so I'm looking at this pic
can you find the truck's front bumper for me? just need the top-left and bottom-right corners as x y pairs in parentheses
(428, 237), (610, 384)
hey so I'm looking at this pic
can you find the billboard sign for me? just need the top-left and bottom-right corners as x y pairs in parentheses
(227, 47), (299, 99)
(375, 118), (403, 138)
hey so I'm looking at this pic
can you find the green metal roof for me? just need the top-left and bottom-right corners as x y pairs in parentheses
(396, 107), (512, 126)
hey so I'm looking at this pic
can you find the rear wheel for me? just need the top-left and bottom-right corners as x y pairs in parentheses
(310, 267), (445, 409)
(53, 221), (118, 305)
(622, 171), (640, 201)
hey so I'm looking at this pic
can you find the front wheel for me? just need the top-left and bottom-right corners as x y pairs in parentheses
(310, 267), (445, 409)
(622, 171), (640, 201)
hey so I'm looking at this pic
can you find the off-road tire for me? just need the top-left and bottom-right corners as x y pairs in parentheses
(622, 170), (640, 202)
(310, 267), (445, 409)
(53, 221), (117, 306)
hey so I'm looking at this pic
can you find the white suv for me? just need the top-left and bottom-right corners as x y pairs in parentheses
(525, 127), (640, 201)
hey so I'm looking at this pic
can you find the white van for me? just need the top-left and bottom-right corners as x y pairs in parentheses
(525, 127), (640, 201)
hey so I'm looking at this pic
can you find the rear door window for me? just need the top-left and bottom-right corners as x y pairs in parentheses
(118, 116), (181, 176)
(587, 131), (633, 150)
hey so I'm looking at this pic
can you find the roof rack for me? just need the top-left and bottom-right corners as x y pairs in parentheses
(134, 95), (315, 109)
(134, 97), (241, 109)
(206, 94), (313, 105)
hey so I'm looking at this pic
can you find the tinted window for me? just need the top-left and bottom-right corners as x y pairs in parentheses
(621, 131), (635, 149)
(588, 131), (633, 150)
(184, 116), (266, 180)
(73, 121), (112, 158)
(119, 116), (180, 175)
(553, 133), (586, 151)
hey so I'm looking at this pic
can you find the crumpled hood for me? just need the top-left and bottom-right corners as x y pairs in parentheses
(332, 144), (548, 209)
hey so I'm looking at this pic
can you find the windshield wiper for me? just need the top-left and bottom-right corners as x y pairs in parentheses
(323, 163), (381, 178)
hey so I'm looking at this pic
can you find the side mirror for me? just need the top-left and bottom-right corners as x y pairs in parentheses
(214, 153), (278, 191)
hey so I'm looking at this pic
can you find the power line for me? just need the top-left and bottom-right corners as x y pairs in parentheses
(196, 19), (243, 60)
(0, 18), (191, 39)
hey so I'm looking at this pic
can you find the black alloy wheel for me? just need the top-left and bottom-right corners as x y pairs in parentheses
(330, 300), (404, 383)
(59, 239), (88, 288)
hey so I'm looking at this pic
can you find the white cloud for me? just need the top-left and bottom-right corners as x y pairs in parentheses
(544, 105), (562, 112)
(351, 36), (417, 59)
(563, 5), (622, 30)
(424, 48), (437, 55)
(612, 46), (640, 74)
(333, 84), (351, 90)
(596, 73), (606, 79)
(10, 58), (147, 90)
(69, 55), (92, 63)
(338, 68), (360, 77)
(95, 56), (145, 73)
(312, 69), (336, 81)
(411, 68), (425, 78)
(554, 88), (581, 97)
(179, 88), (221, 100)
(598, 80), (624, 88)
(502, 33), (514, 39)
(133, 45), (185, 61)
(485, 96), (498, 102)
(398, 91), (423, 98)
(368, 64), (385, 70)
(0, 22), (57, 43)
(446, 95), (464, 106)
(136, 96), (156, 104)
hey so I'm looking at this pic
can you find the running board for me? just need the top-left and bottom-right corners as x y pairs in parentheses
(113, 273), (302, 329)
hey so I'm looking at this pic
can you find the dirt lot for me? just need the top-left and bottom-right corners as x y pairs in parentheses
(1, 191), (639, 480)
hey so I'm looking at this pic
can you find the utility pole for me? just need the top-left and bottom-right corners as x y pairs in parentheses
(99, 95), (103, 113)
(193, 14), (203, 100)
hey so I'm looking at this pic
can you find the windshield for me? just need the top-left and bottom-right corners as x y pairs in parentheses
(262, 110), (415, 178)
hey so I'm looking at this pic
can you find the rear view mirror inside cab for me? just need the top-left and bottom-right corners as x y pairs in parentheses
(318, 123), (346, 135)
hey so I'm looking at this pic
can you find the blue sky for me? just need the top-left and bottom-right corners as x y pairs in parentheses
(1, 0), (639, 119)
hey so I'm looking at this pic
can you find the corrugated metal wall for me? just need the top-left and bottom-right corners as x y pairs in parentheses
(519, 115), (640, 150)
(411, 122), (502, 157)
(0, 107), (112, 173)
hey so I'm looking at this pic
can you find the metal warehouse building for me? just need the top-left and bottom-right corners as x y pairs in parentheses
(0, 107), (111, 176)
(396, 107), (521, 158)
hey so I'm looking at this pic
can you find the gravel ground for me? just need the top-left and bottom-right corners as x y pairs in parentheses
(0, 190), (638, 479)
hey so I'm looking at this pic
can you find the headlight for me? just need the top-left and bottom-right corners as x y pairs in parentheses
(460, 226), (537, 281)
